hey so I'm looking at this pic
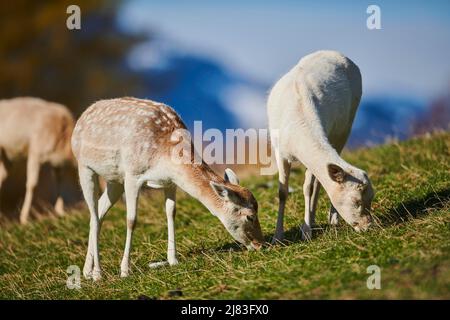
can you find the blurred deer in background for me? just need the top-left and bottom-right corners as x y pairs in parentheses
(0, 97), (76, 224)
(72, 97), (264, 281)
(267, 50), (374, 242)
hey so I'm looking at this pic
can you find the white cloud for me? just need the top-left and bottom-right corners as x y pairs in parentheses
(221, 85), (268, 129)
(127, 39), (173, 71)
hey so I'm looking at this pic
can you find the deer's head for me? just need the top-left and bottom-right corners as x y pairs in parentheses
(327, 163), (374, 231)
(210, 169), (264, 250)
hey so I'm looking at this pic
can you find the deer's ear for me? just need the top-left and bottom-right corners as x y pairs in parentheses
(224, 168), (239, 185)
(327, 163), (346, 183)
(210, 181), (240, 203)
(210, 181), (229, 198)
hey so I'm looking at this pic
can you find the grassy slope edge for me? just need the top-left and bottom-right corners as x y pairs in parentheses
(0, 132), (449, 299)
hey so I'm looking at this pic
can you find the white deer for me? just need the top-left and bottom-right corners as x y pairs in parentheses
(71, 97), (264, 281)
(267, 50), (374, 242)
(0, 97), (76, 224)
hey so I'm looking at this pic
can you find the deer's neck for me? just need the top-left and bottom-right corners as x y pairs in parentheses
(291, 111), (351, 192)
(172, 162), (224, 216)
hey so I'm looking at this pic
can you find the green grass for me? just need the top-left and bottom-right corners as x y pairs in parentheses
(1, 132), (449, 299)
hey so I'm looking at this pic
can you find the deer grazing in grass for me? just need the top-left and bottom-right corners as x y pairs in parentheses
(0, 97), (76, 224)
(71, 97), (264, 280)
(267, 50), (374, 242)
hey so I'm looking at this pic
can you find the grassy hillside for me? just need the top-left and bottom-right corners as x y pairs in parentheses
(0, 132), (449, 299)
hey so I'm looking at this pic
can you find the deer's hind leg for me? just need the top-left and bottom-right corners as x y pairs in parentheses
(78, 165), (101, 281)
(98, 182), (124, 220)
(84, 181), (124, 277)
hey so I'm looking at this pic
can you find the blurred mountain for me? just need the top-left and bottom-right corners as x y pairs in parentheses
(412, 93), (450, 135)
(128, 40), (437, 148)
(128, 40), (268, 131)
(348, 96), (427, 147)
(134, 53), (237, 131)
(0, 0), (445, 144)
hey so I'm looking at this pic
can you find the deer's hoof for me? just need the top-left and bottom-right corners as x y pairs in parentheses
(300, 224), (312, 241)
(329, 211), (339, 226)
(54, 198), (65, 216)
(168, 259), (179, 266)
(83, 269), (92, 279)
(19, 217), (28, 225)
(92, 269), (102, 281)
(270, 233), (284, 245)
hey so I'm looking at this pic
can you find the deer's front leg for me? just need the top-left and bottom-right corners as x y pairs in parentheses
(328, 204), (339, 225)
(165, 186), (178, 266)
(120, 176), (140, 277)
(272, 152), (291, 244)
(301, 170), (321, 241)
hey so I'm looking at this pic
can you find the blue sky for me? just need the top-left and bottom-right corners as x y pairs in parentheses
(118, 0), (450, 100)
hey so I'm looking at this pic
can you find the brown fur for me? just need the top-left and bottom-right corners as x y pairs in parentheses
(72, 97), (263, 280)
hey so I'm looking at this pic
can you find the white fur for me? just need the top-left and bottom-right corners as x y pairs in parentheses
(267, 50), (374, 242)
(72, 98), (263, 281)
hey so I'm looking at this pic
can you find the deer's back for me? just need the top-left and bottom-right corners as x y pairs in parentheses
(0, 97), (74, 161)
(268, 50), (362, 148)
(72, 97), (186, 181)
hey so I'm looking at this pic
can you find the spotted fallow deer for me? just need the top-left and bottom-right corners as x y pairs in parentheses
(0, 97), (76, 224)
(267, 50), (374, 242)
(71, 97), (264, 280)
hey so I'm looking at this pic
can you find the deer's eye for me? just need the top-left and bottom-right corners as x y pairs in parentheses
(357, 183), (367, 191)
(354, 200), (362, 209)
(246, 215), (255, 222)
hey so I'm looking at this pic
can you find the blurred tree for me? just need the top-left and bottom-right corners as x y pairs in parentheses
(0, 0), (146, 116)
(0, 0), (148, 217)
